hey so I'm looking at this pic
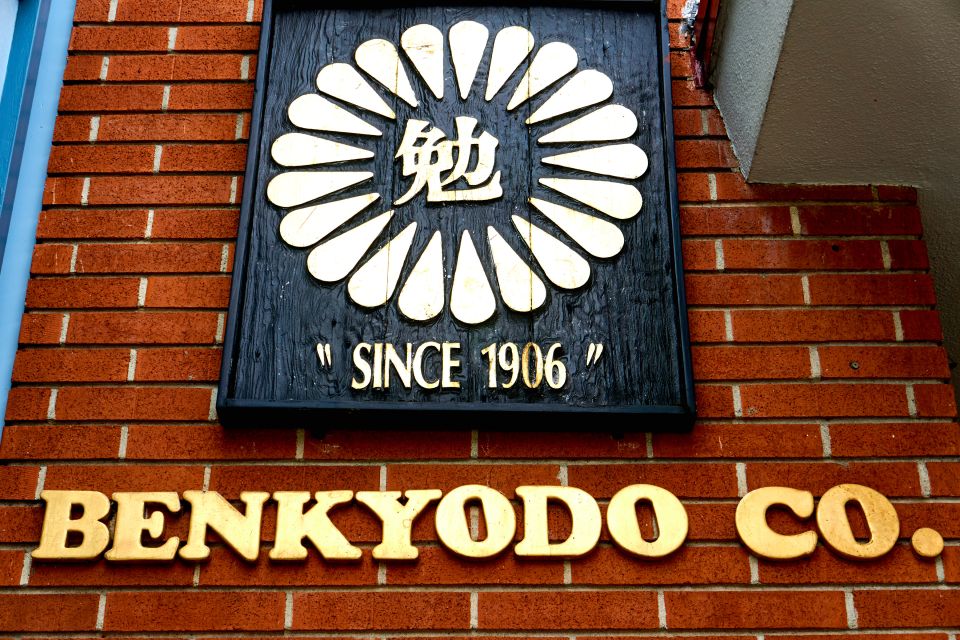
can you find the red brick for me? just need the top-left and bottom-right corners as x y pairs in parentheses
(60, 84), (166, 113)
(64, 55), (105, 80)
(161, 143), (248, 172)
(477, 430), (646, 459)
(134, 347), (221, 381)
(45, 463), (203, 493)
(26, 277), (140, 309)
(762, 543), (938, 584)
(687, 503), (739, 541)
(854, 590), (960, 628)
(681, 206), (793, 236)
(125, 424), (296, 459)
(897, 502), (960, 539)
(98, 114), (239, 141)
(569, 463), (738, 498)
(144, 275), (231, 308)
(0, 425), (121, 459)
(74, 0), (111, 21)
(48, 144), (155, 174)
(714, 174), (874, 203)
(695, 384), (736, 417)
(104, 592), (284, 632)
(293, 592), (469, 630)
(819, 346), (950, 379)
(888, 239), (929, 270)
(685, 274), (804, 305)
(677, 173), (711, 201)
(654, 422), (822, 458)
(18, 313), (65, 344)
(676, 140), (736, 169)
(53, 115), (94, 141)
(388, 546), (564, 585)
(670, 50), (693, 77)
(798, 205), (923, 236)
(42, 176), (85, 204)
(88, 176), (234, 205)
(706, 109), (727, 136)
(30, 560), (194, 586)
(303, 429), (470, 460)
(746, 461), (922, 497)
(943, 546), (959, 582)
(167, 83), (254, 110)
(830, 422), (960, 457)
(723, 239), (884, 270)
(927, 462), (960, 496)
(877, 185), (918, 202)
(67, 311), (220, 344)
(681, 239), (716, 270)
(12, 348), (130, 382)
(176, 25), (261, 50)
(37, 209), (148, 239)
(673, 109), (703, 137)
(739, 383), (909, 418)
(0, 551), (23, 586)
(108, 54), (247, 81)
(672, 80), (714, 106)
(692, 345), (810, 380)
(913, 384), (957, 417)
(4, 388), (52, 422)
(0, 506), (43, 542)
(0, 594), (99, 632)
(574, 545), (750, 584)
(55, 386), (213, 421)
(666, 591), (847, 629)
(209, 465), (379, 498)
(114, 0), (250, 22)
(808, 274), (937, 306)
(479, 591), (658, 630)
(900, 310), (943, 341)
(150, 208), (239, 239)
(201, 547), (379, 586)
(75, 242), (225, 273)
(0, 467), (40, 500)
(731, 309), (896, 342)
(30, 244), (74, 274)
(386, 463), (560, 494)
(687, 309), (727, 342)
(70, 25), (168, 51)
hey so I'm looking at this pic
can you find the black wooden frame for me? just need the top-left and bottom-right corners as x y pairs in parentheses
(218, 0), (696, 430)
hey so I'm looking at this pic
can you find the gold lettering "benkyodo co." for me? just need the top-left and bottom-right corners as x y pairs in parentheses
(31, 483), (941, 563)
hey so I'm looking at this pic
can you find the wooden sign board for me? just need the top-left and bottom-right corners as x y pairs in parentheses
(219, 0), (695, 429)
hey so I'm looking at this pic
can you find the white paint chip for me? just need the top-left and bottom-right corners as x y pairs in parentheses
(379, 464), (387, 491)
(167, 27), (178, 51)
(235, 114), (245, 140)
(96, 593), (107, 630)
(808, 346), (821, 379)
(145, 210), (155, 238)
(161, 85), (171, 111)
(202, 465), (212, 491)
(880, 240), (892, 270)
(246, 0), (256, 22)
(89, 116), (100, 142)
(284, 592), (293, 630)
(118, 425), (129, 459)
(229, 176), (239, 204)
(59, 313), (70, 344)
(69, 244), (79, 273)
(657, 590), (666, 629)
(749, 554), (759, 584)
(714, 238), (725, 271)
(99, 56), (110, 81)
(732, 384), (743, 418)
(707, 173), (717, 201)
(18, 553), (32, 586)
(844, 590), (858, 629)
(563, 560), (572, 584)
(790, 206), (801, 235)
(153, 145), (163, 173)
(240, 56), (251, 80)
(220, 243), (230, 272)
(801, 275), (811, 305)
(917, 461), (931, 497)
(724, 309), (734, 341)
(107, 0), (118, 21)
(215, 313), (226, 343)
(126, 349), (138, 382)
(893, 311), (904, 341)
(469, 592), (479, 629)
(35, 466), (47, 498)
(46, 389), (58, 420)
(906, 384), (918, 417)
(558, 464), (569, 486)
(137, 277), (148, 307)
(820, 422), (832, 457)
(208, 387), (218, 421)
(735, 461), (748, 497)
(81, 178), (91, 206)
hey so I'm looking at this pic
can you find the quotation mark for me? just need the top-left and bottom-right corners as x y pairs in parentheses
(585, 343), (604, 367)
(316, 343), (333, 370)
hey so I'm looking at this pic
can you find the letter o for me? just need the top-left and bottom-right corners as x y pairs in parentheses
(606, 484), (688, 558)
(816, 483), (899, 560)
(435, 484), (516, 558)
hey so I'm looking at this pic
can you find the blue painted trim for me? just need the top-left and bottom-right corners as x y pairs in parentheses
(0, 0), (77, 433)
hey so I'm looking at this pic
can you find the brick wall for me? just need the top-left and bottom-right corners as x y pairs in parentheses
(1, 0), (958, 635)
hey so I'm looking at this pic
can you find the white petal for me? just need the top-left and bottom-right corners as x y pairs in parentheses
(450, 230), (496, 325)
(266, 171), (373, 209)
(288, 94), (382, 136)
(398, 231), (445, 321)
(538, 104), (638, 144)
(507, 42), (578, 111)
(539, 177), (642, 219)
(271, 133), (373, 167)
(487, 226), (546, 313)
(279, 193), (380, 248)
(542, 143), (649, 180)
(348, 222), (418, 308)
(526, 70), (613, 124)
(316, 63), (395, 119)
(355, 39), (419, 108)
(449, 21), (489, 100)
(485, 26), (534, 101)
(511, 215), (590, 290)
(307, 210), (394, 282)
(529, 197), (624, 259)
(401, 24), (444, 100)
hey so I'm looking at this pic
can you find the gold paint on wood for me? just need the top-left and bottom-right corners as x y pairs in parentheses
(401, 24), (445, 100)
(356, 490), (443, 560)
(435, 484), (517, 558)
(271, 133), (373, 168)
(288, 94), (382, 137)
(538, 104), (638, 144)
(539, 177), (642, 220)
(266, 171), (373, 209)
(606, 484), (688, 558)
(33, 490), (111, 561)
(507, 42), (578, 111)
(316, 63), (396, 119)
(450, 230), (497, 325)
(529, 197), (624, 259)
(280, 193), (380, 248)
(487, 226), (546, 313)
(449, 21), (489, 100)
(270, 491), (362, 561)
(105, 492), (181, 562)
(307, 210), (394, 282)
(511, 215), (590, 290)
(735, 487), (817, 560)
(526, 70), (613, 124)
(485, 26), (535, 101)
(542, 143), (649, 180)
(348, 222), (418, 308)
(514, 486), (601, 558)
(398, 231), (445, 321)
(816, 483), (899, 560)
(911, 527), (944, 559)
(179, 491), (270, 562)
(355, 39), (420, 108)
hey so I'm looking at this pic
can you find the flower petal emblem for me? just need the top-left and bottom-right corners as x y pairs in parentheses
(266, 21), (649, 325)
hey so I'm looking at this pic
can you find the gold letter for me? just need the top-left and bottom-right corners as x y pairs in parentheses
(355, 489), (442, 559)
(735, 487), (817, 560)
(179, 491), (269, 562)
(606, 484), (688, 558)
(441, 342), (461, 389)
(105, 492), (181, 562)
(352, 343), (372, 389)
(33, 490), (110, 560)
(270, 491), (362, 561)
(816, 483), (899, 560)
(514, 485), (601, 558)
(384, 343), (413, 389)
(413, 341), (441, 389)
(435, 484), (516, 558)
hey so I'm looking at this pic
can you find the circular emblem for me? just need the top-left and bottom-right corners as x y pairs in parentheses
(266, 21), (649, 325)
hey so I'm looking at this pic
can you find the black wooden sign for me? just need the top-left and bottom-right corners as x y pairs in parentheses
(219, 0), (695, 429)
